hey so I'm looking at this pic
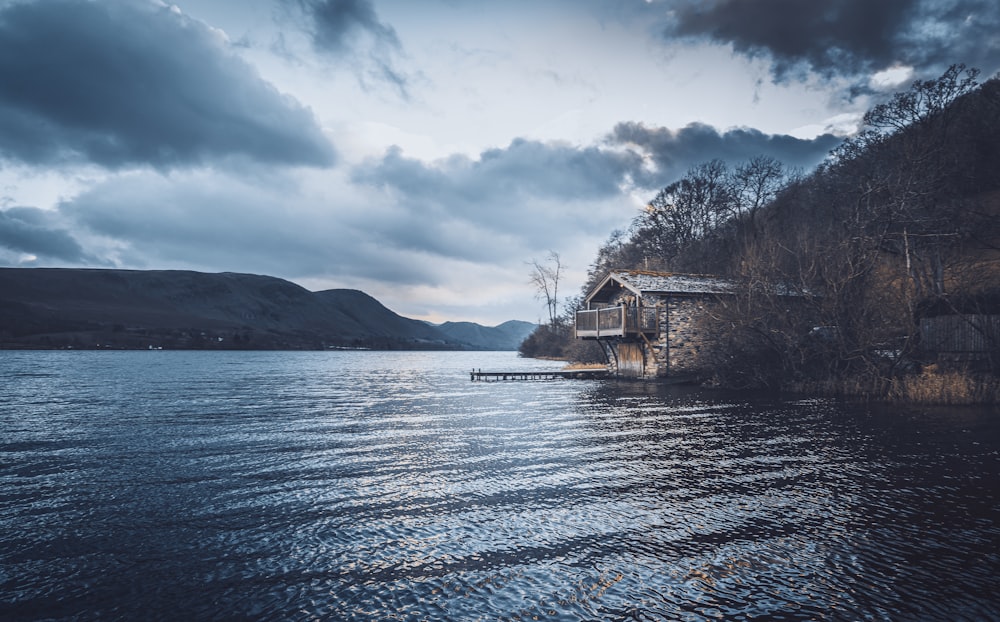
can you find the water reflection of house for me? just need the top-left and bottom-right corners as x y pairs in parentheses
(575, 270), (735, 379)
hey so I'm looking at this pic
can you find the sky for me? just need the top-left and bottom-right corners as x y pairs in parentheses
(1, 0), (998, 325)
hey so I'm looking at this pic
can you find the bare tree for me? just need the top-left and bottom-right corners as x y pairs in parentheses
(731, 155), (787, 223)
(863, 64), (980, 134)
(529, 251), (563, 327)
(641, 159), (733, 265)
(829, 64), (984, 305)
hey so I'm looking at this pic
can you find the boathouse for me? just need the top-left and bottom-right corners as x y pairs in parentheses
(919, 313), (1000, 365)
(575, 270), (735, 379)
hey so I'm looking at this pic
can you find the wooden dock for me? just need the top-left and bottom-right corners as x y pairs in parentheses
(470, 368), (609, 381)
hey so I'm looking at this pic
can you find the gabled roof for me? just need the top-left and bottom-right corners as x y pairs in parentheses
(585, 270), (734, 303)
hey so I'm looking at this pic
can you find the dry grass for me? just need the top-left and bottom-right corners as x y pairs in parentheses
(788, 366), (1000, 405)
(563, 362), (607, 370)
(887, 366), (1000, 405)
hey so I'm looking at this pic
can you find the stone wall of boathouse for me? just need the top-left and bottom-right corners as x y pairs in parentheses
(662, 295), (724, 376)
(601, 292), (727, 379)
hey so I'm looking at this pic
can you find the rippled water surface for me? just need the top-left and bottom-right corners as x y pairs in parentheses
(2, 350), (999, 621)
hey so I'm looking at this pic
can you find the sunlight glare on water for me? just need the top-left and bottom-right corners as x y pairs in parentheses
(1, 350), (999, 621)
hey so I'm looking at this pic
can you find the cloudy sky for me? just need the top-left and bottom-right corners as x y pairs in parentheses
(1, 0), (998, 325)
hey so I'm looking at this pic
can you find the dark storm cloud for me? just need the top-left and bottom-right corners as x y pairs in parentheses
(287, 0), (409, 96)
(358, 139), (641, 204)
(355, 127), (839, 250)
(609, 121), (842, 184)
(353, 139), (644, 251)
(0, 207), (89, 262)
(0, 0), (335, 169)
(665, 0), (1000, 81)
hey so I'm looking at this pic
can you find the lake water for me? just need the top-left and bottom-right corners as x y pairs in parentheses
(1, 350), (998, 621)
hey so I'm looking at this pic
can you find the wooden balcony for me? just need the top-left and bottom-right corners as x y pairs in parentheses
(575, 306), (658, 339)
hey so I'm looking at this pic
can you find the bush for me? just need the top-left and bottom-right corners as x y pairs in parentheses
(518, 325), (569, 359)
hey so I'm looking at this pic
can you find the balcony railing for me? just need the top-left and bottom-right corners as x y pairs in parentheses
(575, 306), (658, 339)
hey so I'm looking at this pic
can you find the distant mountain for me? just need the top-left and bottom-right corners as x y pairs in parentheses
(435, 320), (537, 351)
(0, 268), (464, 350)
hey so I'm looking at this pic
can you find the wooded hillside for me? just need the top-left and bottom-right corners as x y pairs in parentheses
(535, 66), (1000, 399)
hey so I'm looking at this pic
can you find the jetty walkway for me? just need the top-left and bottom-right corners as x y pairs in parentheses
(470, 368), (608, 381)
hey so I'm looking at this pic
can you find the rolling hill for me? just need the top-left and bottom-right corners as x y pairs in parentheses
(0, 268), (533, 350)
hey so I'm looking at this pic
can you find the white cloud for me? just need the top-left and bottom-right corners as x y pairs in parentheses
(870, 65), (915, 90)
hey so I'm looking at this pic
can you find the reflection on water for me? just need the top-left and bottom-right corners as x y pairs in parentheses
(1, 351), (998, 621)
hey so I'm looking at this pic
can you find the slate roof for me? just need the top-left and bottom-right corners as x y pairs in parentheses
(585, 270), (735, 304)
(611, 270), (734, 295)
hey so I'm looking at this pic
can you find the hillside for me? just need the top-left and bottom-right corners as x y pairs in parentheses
(0, 268), (469, 350)
(435, 320), (537, 351)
